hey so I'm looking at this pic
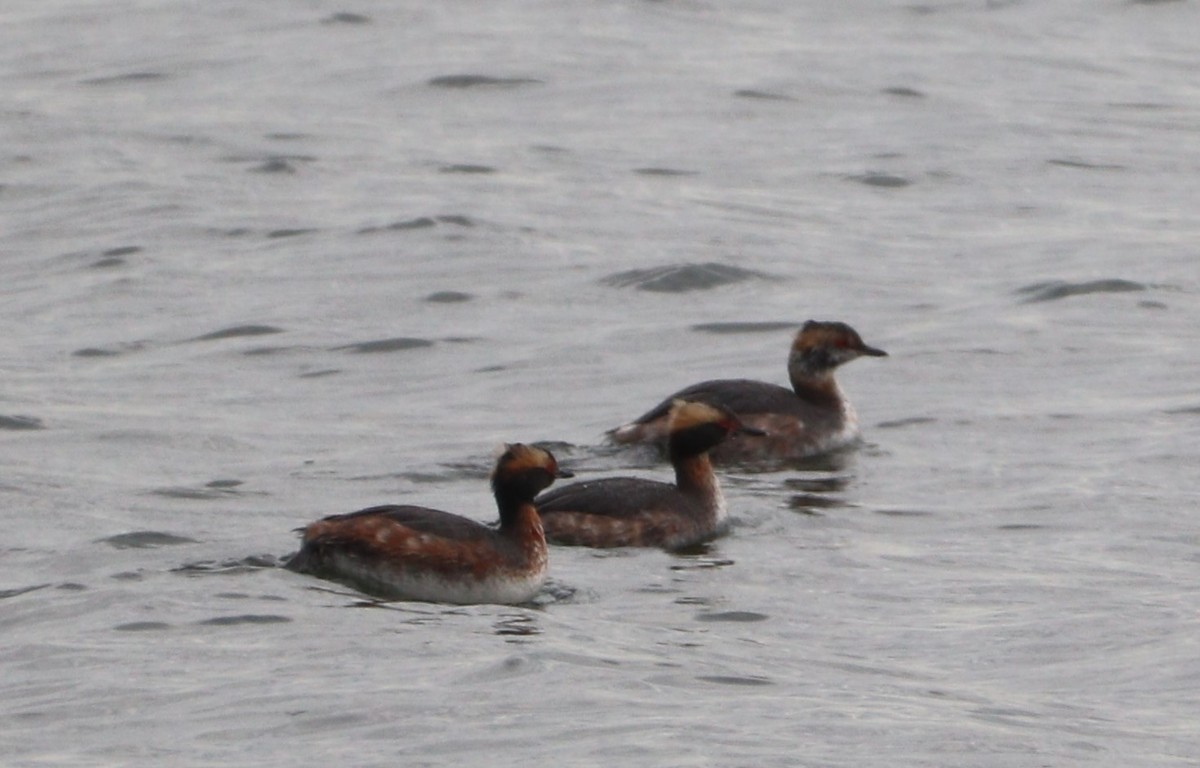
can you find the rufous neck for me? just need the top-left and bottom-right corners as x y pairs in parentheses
(672, 452), (718, 499)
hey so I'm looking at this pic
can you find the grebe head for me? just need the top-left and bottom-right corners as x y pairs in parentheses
(491, 443), (572, 501)
(666, 400), (765, 458)
(789, 320), (887, 374)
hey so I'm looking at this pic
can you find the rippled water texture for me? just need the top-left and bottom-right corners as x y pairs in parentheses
(3, 1), (1199, 766)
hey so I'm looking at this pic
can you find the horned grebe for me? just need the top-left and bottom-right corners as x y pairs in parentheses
(535, 401), (761, 550)
(285, 444), (570, 605)
(610, 320), (886, 464)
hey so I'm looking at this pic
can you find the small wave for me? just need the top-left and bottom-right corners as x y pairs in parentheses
(633, 167), (697, 177)
(0, 415), (44, 430)
(1107, 101), (1174, 111)
(266, 228), (317, 239)
(358, 215), (474, 235)
(532, 578), (578, 607)
(358, 216), (435, 234)
(89, 245), (141, 268)
(330, 337), (435, 354)
(222, 152), (317, 174)
(252, 158), (297, 174)
(150, 487), (225, 501)
(847, 172), (912, 188)
(151, 479), (253, 500)
(694, 610), (770, 623)
(695, 675), (774, 686)
(1016, 279), (1145, 303)
(601, 262), (768, 293)
(667, 556), (735, 571)
(876, 416), (937, 429)
(733, 89), (795, 101)
(691, 321), (796, 334)
(1047, 158), (1125, 171)
(191, 325), (285, 342)
(298, 368), (341, 379)
(81, 72), (167, 86)
(241, 345), (309, 356)
(882, 86), (926, 98)
(427, 74), (542, 89)
(425, 291), (473, 303)
(173, 555), (281, 576)
(114, 621), (172, 632)
(73, 341), (147, 357)
(321, 11), (371, 24)
(197, 614), (292, 626)
(0, 584), (51, 600)
(783, 475), (850, 493)
(873, 507), (934, 518)
(787, 493), (848, 512)
(439, 164), (496, 174)
(493, 614), (542, 635)
(98, 531), (198, 549)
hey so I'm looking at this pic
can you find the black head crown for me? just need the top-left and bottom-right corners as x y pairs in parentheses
(492, 444), (572, 500)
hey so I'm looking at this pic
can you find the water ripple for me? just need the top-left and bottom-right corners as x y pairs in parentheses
(426, 291), (473, 303)
(601, 263), (768, 293)
(330, 337), (435, 354)
(876, 416), (937, 430)
(847, 172), (912, 188)
(694, 611), (770, 623)
(691, 321), (796, 334)
(733, 89), (796, 101)
(695, 675), (774, 686)
(151, 479), (252, 500)
(191, 325), (285, 342)
(98, 531), (198, 549)
(427, 75), (542, 88)
(80, 72), (168, 86)
(787, 493), (848, 512)
(0, 415), (44, 430)
(321, 12), (371, 24)
(173, 556), (282, 575)
(196, 614), (292, 626)
(358, 216), (436, 233)
(114, 621), (172, 632)
(440, 164), (496, 174)
(1016, 279), (1145, 303)
(0, 584), (51, 600)
(633, 167), (697, 177)
(1047, 158), (1126, 171)
(882, 86), (926, 98)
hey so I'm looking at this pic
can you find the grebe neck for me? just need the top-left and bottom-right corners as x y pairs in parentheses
(788, 367), (844, 407)
(672, 452), (725, 522)
(496, 495), (539, 531)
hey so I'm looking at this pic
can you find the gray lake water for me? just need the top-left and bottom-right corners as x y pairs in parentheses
(3, 1), (1199, 766)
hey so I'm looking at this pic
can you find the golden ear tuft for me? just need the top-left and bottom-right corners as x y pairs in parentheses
(494, 442), (555, 475)
(666, 400), (727, 432)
